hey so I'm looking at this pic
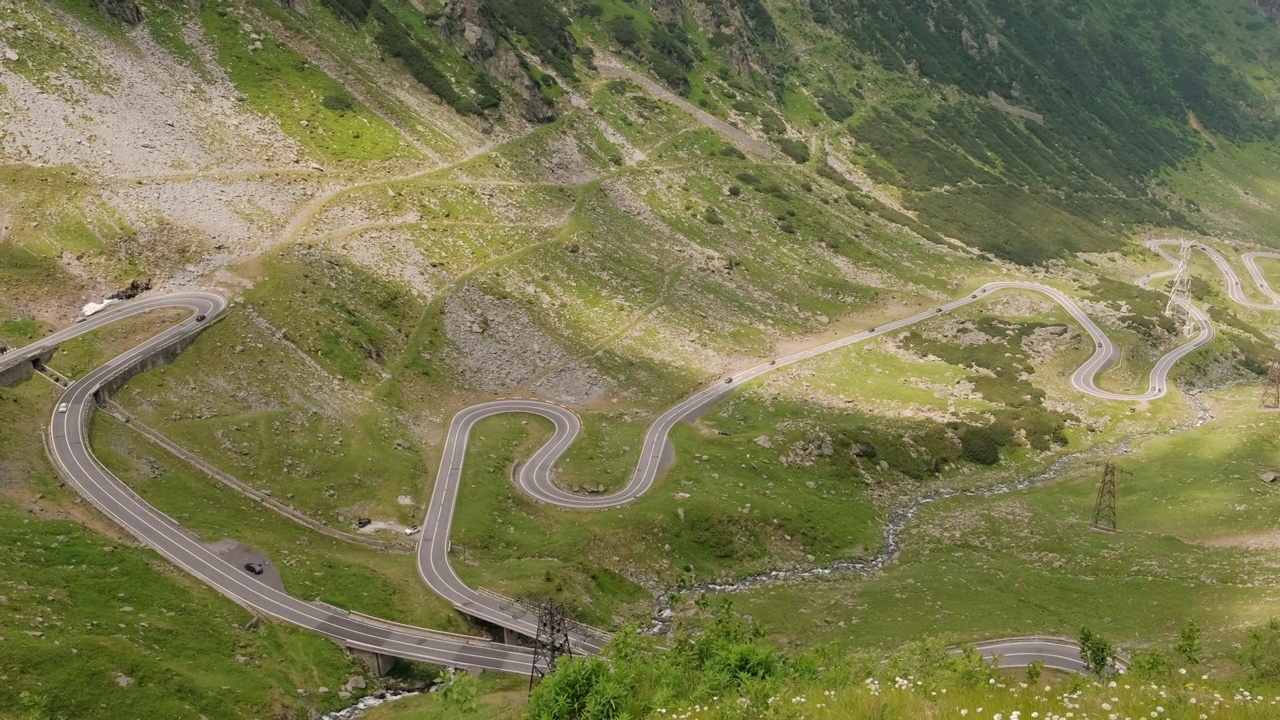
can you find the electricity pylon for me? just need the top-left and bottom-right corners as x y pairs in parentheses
(1263, 358), (1280, 410)
(1091, 461), (1129, 533)
(1165, 240), (1195, 337)
(529, 599), (574, 691)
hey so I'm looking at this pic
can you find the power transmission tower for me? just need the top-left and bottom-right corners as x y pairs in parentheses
(1165, 240), (1195, 337)
(1091, 461), (1129, 533)
(1263, 358), (1280, 410)
(529, 599), (574, 692)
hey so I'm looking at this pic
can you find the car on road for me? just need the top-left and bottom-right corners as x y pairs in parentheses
(724, 377), (733, 384)
(770, 359), (776, 365)
(244, 562), (264, 575)
(868, 327), (876, 332)
(195, 314), (207, 322)
(935, 307), (943, 313)
(57, 403), (68, 414)
(356, 518), (372, 529)
(404, 525), (421, 536)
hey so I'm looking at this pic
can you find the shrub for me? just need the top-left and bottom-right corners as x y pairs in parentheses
(320, 93), (355, 112)
(959, 425), (1002, 465)
(1238, 618), (1280, 681)
(319, 0), (374, 24)
(1177, 620), (1204, 666)
(606, 15), (641, 47)
(1079, 627), (1115, 676)
(760, 109), (787, 136)
(1128, 650), (1174, 682)
(817, 90), (855, 121)
(778, 138), (810, 163)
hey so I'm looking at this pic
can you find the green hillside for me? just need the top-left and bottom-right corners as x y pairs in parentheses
(1, 0), (1280, 717)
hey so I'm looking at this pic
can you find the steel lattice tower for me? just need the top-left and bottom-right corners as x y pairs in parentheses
(529, 599), (574, 691)
(1165, 241), (1195, 336)
(1263, 358), (1280, 410)
(1091, 461), (1128, 533)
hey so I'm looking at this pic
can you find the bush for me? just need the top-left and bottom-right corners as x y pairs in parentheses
(1079, 627), (1115, 676)
(959, 425), (1003, 465)
(1176, 620), (1203, 666)
(320, 93), (355, 112)
(1128, 650), (1174, 682)
(778, 138), (811, 163)
(319, 0), (374, 24)
(1238, 618), (1280, 681)
(817, 90), (856, 121)
(606, 15), (641, 47)
(760, 110), (787, 136)
(372, 6), (486, 116)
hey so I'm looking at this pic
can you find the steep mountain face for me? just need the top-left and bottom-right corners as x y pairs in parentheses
(552, 0), (1280, 262)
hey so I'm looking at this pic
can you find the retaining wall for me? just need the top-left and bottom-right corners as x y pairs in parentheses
(0, 346), (57, 388)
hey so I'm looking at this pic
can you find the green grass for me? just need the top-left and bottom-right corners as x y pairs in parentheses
(1165, 141), (1280, 247)
(199, 0), (418, 163)
(48, 308), (188, 380)
(89, 414), (468, 633)
(0, 318), (41, 346)
(4, 1), (117, 93)
(0, 372), (373, 720)
(729, 385), (1280, 660)
(0, 165), (139, 283)
(141, 0), (208, 75)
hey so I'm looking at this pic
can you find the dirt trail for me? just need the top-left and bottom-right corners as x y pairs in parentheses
(595, 59), (775, 160)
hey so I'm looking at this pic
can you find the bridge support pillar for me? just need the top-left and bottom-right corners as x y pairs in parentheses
(349, 648), (396, 677)
(503, 626), (523, 646)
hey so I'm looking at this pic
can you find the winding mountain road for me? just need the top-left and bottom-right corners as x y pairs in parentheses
(4, 239), (1273, 673)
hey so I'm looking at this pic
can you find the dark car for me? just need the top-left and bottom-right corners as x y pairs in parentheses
(244, 562), (264, 575)
(725, 377), (733, 384)
(868, 327), (876, 332)
(195, 314), (207, 322)
(356, 518), (372, 529)
(935, 307), (943, 313)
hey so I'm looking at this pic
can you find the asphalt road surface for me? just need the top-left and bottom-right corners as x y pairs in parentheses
(10, 292), (538, 673)
(6, 240), (1264, 673)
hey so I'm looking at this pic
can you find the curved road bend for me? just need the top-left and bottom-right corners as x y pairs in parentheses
(415, 241), (1256, 649)
(9, 240), (1273, 672)
(21, 292), (538, 673)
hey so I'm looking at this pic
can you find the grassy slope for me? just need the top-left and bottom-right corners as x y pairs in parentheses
(4, 1), (1280, 714)
(0, 375), (371, 720)
(732, 385), (1280, 661)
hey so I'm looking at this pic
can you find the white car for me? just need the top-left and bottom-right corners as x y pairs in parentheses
(404, 525), (421, 536)
(57, 403), (69, 414)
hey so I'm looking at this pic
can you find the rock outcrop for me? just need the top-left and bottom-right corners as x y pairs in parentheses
(90, 0), (143, 24)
